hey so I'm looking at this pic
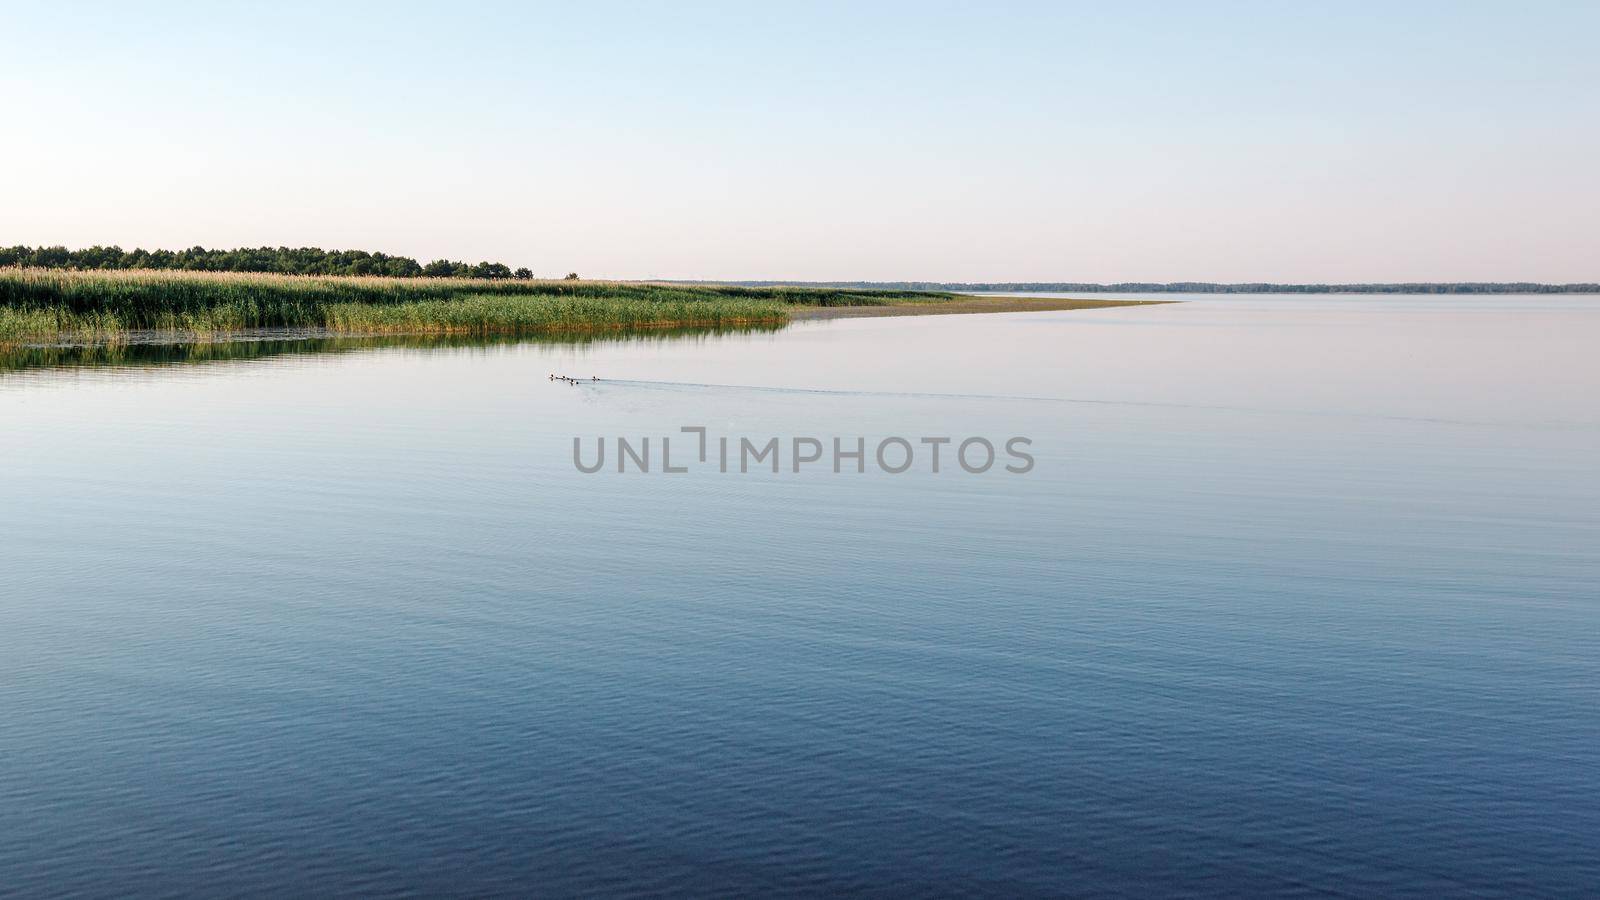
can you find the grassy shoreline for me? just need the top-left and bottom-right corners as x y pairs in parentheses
(0, 269), (965, 345)
(0, 268), (1170, 347)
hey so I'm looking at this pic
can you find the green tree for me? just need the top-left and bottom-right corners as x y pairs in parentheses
(470, 262), (513, 279)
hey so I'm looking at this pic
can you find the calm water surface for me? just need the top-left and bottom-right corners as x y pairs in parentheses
(2, 296), (1597, 896)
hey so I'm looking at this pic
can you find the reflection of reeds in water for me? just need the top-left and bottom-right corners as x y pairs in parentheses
(0, 324), (786, 375)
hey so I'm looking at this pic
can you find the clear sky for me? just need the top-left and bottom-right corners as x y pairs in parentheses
(3, 1), (1596, 282)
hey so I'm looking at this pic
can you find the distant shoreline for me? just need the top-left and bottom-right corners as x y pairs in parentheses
(674, 281), (1600, 295)
(791, 297), (1173, 320)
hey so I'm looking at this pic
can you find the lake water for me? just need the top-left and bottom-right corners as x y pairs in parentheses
(2, 295), (1597, 896)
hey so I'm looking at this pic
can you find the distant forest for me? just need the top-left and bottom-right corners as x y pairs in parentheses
(0, 245), (532, 280)
(6, 246), (1592, 292)
(705, 281), (1600, 294)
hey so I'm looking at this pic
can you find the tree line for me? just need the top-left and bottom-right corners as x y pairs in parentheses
(0, 245), (536, 280)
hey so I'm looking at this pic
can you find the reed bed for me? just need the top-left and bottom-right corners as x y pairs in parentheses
(321, 294), (789, 335)
(0, 268), (958, 344)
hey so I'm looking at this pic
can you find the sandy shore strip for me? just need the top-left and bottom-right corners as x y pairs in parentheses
(790, 296), (1176, 319)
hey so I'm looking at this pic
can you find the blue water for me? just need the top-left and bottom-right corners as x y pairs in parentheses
(2, 296), (1597, 896)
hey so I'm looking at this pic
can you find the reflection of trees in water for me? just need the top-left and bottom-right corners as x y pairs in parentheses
(0, 324), (785, 375)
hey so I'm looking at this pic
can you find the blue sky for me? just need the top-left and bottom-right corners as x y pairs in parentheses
(3, 1), (1596, 280)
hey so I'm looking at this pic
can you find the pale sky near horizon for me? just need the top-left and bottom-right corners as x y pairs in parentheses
(3, 1), (1596, 282)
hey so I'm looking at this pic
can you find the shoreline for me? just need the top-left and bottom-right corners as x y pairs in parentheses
(0, 268), (955, 347)
(790, 297), (1175, 319)
(4, 297), (1175, 350)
